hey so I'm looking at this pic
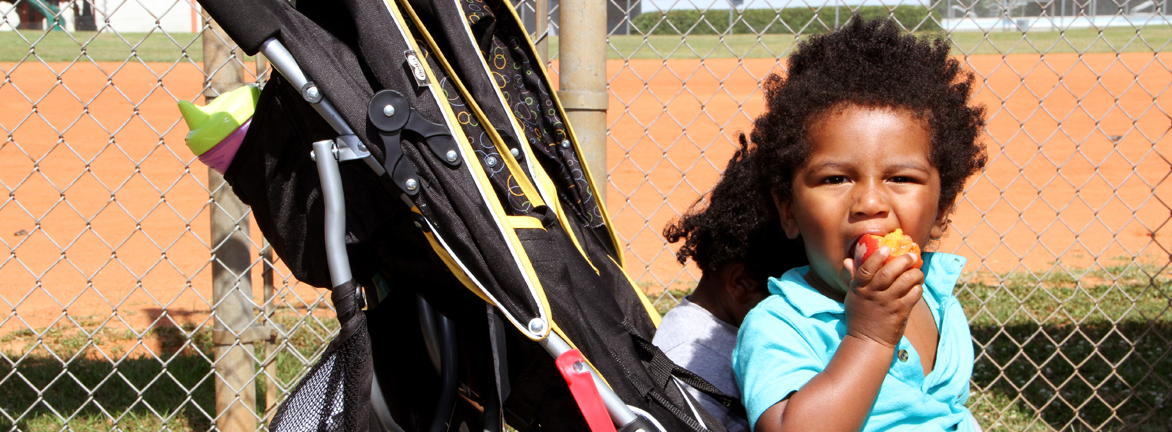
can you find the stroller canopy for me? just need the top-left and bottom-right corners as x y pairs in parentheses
(195, 0), (739, 430)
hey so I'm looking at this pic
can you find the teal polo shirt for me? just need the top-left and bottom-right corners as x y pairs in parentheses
(733, 253), (977, 431)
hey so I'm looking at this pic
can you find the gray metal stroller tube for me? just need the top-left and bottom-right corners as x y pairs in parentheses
(312, 139), (352, 288)
(416, 294), (444, 373)
(429, 313), (459, 432)
(539, 332), (640, 427)
(262, 39), (352, 137)
(262, 38), (386, 177)
(313, 139), (406, 432)
(280, 36), (643, 432)
(416, 294), (459, 432)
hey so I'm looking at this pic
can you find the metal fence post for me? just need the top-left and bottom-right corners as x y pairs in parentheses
(535, 0), (549, 61)
(558, 0), (608, 202)
(203, 12), (259, 432)
(261, 243), (279, 422)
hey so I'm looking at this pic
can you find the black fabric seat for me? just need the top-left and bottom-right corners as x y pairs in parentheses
(197, 0), (743, 430)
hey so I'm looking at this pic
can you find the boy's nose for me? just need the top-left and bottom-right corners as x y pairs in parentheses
(851, 183), (890, 218)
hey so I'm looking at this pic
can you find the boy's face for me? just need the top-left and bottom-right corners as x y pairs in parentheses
(775, 105), (945, 294)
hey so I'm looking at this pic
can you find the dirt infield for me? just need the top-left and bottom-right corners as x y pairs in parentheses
(604, 53), (1172, 286)
(1, 53), (1169, 335)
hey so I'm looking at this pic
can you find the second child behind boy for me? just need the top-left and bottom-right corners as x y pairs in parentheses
(734, 18), (988, 432)
(656, 143), (808, 432)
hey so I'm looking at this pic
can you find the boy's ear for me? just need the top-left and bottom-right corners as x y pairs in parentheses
(773, 192), (801, 240)
(724, 262), (758, 304)
(930, 205), (953, 241)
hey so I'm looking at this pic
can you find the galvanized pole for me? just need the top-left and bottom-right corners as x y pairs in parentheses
(203, 12), (258, 432)
(558, 0), (608, 203)
(535, 0), (548, 61)
(261, 244), (279, 422)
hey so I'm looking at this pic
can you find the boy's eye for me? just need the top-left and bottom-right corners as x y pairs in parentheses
(890, 176), (913, 183)
(821, 175), (848, 185)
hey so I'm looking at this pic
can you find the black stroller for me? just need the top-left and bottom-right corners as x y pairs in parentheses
(194, 0), (739, 430)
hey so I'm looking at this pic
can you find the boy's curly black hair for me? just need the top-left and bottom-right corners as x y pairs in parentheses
(663, 140), (808, 291)
(753, 17), (987, 216)
(664, 17), (986, 286)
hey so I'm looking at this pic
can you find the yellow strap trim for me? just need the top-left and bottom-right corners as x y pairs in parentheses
(609, 256), (662, 328)
(492, 0), (626, 267)
(533, 163), (599, 275)
(392, 0), (553, 340)
(508, 215), (546, 230)
(412, 209), (494, 304)
(395, 0), (546, 209)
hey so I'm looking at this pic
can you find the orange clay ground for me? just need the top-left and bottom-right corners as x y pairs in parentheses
(1, 53), (1169, 345)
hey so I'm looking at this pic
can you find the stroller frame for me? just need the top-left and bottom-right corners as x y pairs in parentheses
(265, 38), (646, 430)
(193, 0), (743, 428)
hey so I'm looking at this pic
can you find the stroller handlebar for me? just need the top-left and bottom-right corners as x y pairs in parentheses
(198, 0), (283, 55)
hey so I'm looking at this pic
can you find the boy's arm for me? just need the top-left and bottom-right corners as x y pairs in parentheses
(755, 250), (924, 432)
(754, 334), (894, 432)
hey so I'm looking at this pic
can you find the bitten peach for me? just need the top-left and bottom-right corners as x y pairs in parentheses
(856, 229), (921, 269)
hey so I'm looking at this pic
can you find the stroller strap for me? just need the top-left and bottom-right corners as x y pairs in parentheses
(621, 321), (749, 421)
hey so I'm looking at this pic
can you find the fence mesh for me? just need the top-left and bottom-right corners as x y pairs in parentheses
(0, 0), (1169, 430)
(0, 1), (335, 430)
(607, 1), (1171, 431)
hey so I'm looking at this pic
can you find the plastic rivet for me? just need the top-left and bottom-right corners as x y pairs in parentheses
(356, 143), (367, 152)
(527, 318), (545, 334)
(405, 178), (418, 191)
(445, 150), (458, 162)
(382, 104), (395, 117)
(510, 148), (521, 158)
(561, 139), (571, 149)
(573, 361), (587, 373)
(413, 221), (422, 229)
(486, 156), (498, 167)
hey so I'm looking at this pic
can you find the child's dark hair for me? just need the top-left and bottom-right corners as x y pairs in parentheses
(753, 17), (987, 216)
(663, 141), (808, 291)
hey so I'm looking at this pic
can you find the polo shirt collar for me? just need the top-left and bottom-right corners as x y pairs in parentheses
(767, 252), (967, 319)
(921, 252), (966, 300)
(768, 267), (843, 317)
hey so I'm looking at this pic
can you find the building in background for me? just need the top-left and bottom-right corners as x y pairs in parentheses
(2, 0), (197, 32)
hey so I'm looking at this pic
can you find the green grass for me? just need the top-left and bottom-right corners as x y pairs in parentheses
(0, 312), (338, 431)
(0, 31), (220, 63)
(2, 261), (1168, 430)
(562, 25), (1172, 59)
(959, 259), (1172, 431)
(650, 258), (1172, 431)
(2, 26), (1166, 63)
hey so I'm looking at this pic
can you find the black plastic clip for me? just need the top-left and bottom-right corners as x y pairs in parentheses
(368, 90), (461, 195)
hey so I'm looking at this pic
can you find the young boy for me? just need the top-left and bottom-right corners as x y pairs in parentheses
(656, 144), (808, 432)
(734, 18), (987, 431)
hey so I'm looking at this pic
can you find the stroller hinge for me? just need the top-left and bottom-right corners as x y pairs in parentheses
(369, 89), (462, 168)
(368, 89), (464, 196)
(375, 130), (421, 196)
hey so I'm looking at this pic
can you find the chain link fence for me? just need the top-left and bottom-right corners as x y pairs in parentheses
(605, 1), (1171, 431)
(1, 1), (336, 430)
(0, 0), (1169, 430)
